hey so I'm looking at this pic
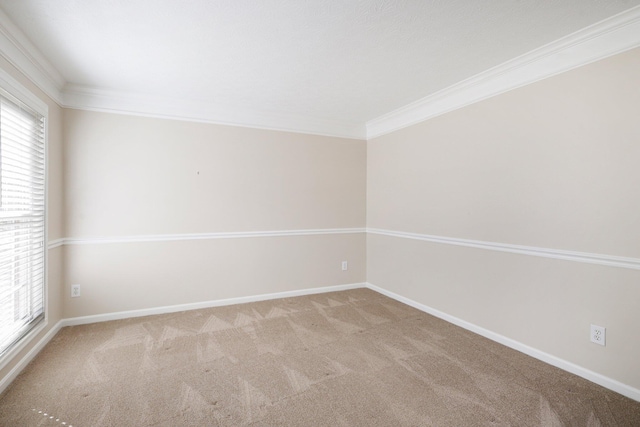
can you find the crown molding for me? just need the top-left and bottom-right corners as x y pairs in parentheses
(366, 5), (640, 139)
(0, 7), (65, 104)
(0, 7), (365, 139)
(62, 84), (366, 140)
(0, 60), (48, 116)
(2, 3), (640, 140)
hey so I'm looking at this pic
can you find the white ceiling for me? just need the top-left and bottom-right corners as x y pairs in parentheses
(0, 1), (640, 138)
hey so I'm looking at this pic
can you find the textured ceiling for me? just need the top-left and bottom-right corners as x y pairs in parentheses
(1, 0), (639, 132)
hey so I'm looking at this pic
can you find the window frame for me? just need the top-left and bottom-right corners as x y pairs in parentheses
(0, 66), (48, 371)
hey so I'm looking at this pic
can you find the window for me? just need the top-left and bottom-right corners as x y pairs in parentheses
(0, 84), (46, 359)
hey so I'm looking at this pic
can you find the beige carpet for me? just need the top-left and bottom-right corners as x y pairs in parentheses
(1, 288), (639, 426)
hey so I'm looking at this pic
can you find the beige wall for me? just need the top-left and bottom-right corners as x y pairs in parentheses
(63, 110), (366, 237)
(0, 57), (64, 384)
(367, 47), (640, 390)
(64, 234), (365, 318)
(62, 110), (367, 317)
(3, 38), (639, 399)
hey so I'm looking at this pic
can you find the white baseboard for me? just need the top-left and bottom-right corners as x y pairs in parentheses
(1, 283), (365, 393)
(365, 282), (640, 402)
(4, 282), (638, 404)
(0, 320), (63, 395)
(61, 282), (366, 327)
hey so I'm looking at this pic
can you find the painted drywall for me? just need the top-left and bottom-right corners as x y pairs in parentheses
(3, 32), (638, 403)
(63, 110), (365, 236)
(62, 110), (367, 317)
(367, 48), (640, 390)
(63, 234), (365, 318)
(0, 56), (64, 384)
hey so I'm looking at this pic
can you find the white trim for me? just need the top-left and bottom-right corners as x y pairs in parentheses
(365, 282), (640, 402)
(0, 319), (47, 372)
(0, 62), (52, 394)
(43, 79), (50, 380)
(62, 85), (366, 140)
(368, 228), (640, 271)
(0, 320), (62, 395)
(0, 60), (48, 116)
(60, 228), (366, 246)
(61, 283), (365, 327)
(0, 3), (365, 139)
(1, 2), (640, 140)
(366, 6), (640, 138)
(0, 8), (64, 105)
(1, 283), (364, 392)
(47, 238), (65, 250)
(51, 227), (640, 271)
(3, 283), (638, 402)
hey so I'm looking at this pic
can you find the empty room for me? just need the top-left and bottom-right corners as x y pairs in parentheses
(1, 1), (640, 425)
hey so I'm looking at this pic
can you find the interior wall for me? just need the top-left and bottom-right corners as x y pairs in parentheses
(367, 47), (640, 390)
(62, 110), (366, 318)
(0, 57), (64, 384)
(3, 29), (637, 401)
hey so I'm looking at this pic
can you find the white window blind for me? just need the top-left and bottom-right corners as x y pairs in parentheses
(0, 89), (46, 358)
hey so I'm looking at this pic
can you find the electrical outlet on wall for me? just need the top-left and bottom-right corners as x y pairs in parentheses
(341, 261), (348, 271)
(590, 324), (605, 346)
(71, 284), (81, 298)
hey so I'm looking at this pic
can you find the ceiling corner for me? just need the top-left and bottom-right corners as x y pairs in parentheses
(62, 83), (367, 140)
(365, 5), (640, 140)
(0, 6), (65, 104)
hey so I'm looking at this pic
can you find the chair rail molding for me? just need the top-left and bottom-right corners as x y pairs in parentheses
(367, 228), (640, 271)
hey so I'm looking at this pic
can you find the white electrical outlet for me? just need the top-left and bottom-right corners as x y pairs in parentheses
(590, 324), (605, 346)
(341, 261), (348, 271)
(71, 284), (81, 298)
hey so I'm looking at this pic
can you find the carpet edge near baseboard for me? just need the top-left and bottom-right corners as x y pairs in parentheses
(364, 282), (640, 403)
(2, 281), (638, 404)
(0, 282), (368, 396)
(0, 320), (64, 395)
